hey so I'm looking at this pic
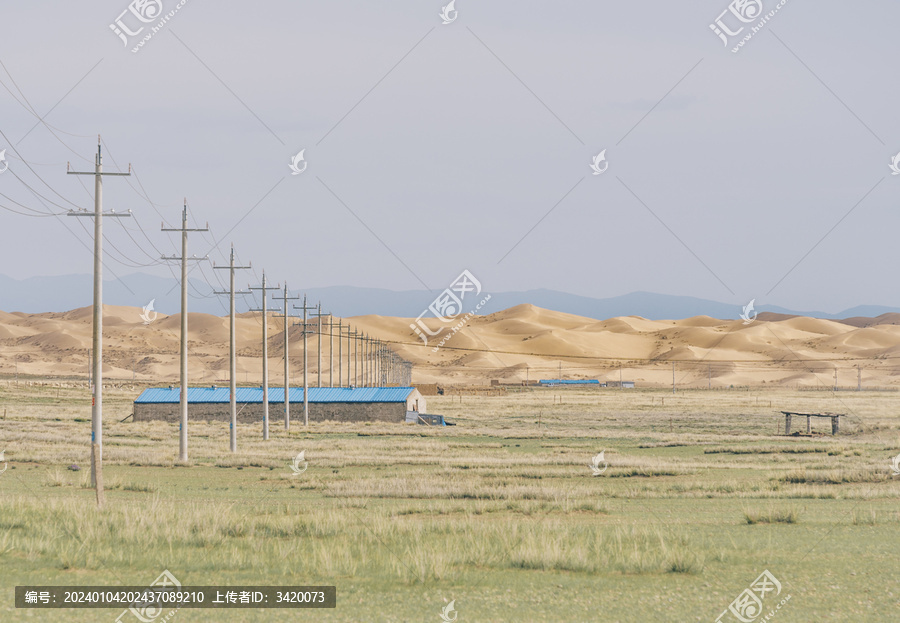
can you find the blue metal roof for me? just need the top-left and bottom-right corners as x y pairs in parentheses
(135, 386), (417, 404)
(539, 379), (600, 385)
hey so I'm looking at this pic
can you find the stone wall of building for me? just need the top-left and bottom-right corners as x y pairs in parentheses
(133, 401), (406, 424)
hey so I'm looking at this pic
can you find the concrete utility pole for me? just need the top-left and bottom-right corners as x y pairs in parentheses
(312, 303), (330, 388)
(327, 315), (334, 387)
(364, 335), (370, 387)
(273, 285), (299, 430)
(67, 137), (132, 490)
(294, 296), (316, 427)
(344, 325), (354, 386)
(375, 341), (381, 385)
(249, 272), (280, 440)
(378, 342), (385, 385)
(214, 245), (251, 452)
(336, 319), (343, 387)
(349, 328), (359, 386)
(162, 202), (209, 462)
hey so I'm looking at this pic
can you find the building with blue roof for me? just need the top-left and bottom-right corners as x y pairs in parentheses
(133, 386), (426, 424)
(539, 379), (600, 386)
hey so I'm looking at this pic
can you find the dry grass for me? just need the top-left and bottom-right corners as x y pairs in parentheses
(2, 383), (900, 621)
(743, 505), (802, 524)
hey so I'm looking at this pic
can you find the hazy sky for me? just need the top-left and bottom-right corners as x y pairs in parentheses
(1, 0), (898, 315)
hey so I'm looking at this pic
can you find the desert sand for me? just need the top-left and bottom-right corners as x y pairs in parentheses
(1, 304), (900, 388)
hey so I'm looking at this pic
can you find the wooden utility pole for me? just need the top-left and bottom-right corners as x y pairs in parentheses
(273, 284), (299, 430)
(213, 245), (250, 452)
(162, 202), (208, 462)
(249, 272), (280, 440)
(67, 138), (132, 489)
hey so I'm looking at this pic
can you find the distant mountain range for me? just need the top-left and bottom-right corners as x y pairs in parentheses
(2, 272), (899, 321)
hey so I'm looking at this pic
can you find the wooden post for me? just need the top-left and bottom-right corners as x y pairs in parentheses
(92, 443), (104, 508)
(806, 416), (811, 435)
(784, 413), (792, 435)
(832, 415), (839, 435)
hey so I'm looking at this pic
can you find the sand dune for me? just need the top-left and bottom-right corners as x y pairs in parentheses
(1, 303), (899, 388)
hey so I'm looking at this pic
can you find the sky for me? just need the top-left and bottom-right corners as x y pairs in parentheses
(1, 0), (899, 315)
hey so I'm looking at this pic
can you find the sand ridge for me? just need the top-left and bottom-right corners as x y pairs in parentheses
(1, 304), (899, 387)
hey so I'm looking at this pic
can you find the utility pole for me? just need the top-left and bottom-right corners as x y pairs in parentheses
(214, 245), (251, 452)
(356, 331), (361, 387)
(312, 303), (329, 388)
(336, 319), (343, 387)
(328, 315), (334, 387)
(672, 362), (675, 394)
(273, 284), (300, 430)
(294, 296), (316, 426)
(365, 335), (371, 387)
(834, 367), (838, 392)
(162, 202), (209, 462)
(349, 328), (359, 386)
(362, 335), (368, 387)
(67, 137), (132, 490)
(857, 364), (861, 392)
(377, 341), (383, 386)
(250, 272), (280, 440)
(708, 364), (711, 390)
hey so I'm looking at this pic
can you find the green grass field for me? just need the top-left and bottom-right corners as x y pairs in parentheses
(1, 382), (899, 621)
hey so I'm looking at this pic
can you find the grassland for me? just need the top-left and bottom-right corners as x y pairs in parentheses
(1, 382), (899, 621)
